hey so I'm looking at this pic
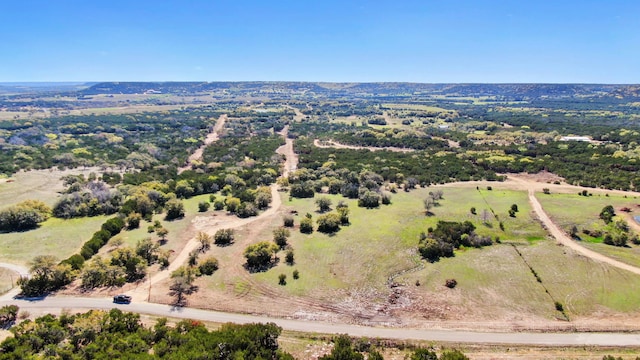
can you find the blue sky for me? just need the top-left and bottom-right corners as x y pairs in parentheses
(1, 0), (638, 83)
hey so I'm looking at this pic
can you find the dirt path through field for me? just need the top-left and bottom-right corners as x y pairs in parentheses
(508, 176), (640, 276)
(177, 114), (227, 174)
(128, 122), (297, 302)
(276, 125), (297, 177)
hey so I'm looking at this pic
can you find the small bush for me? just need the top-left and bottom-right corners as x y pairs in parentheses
(198, 257), (219, 275)
(292, 269), (299, 279)
(445, 279), (457, 288)
(283, 215), (294, 227)
(214, 229), (234, 246)
(198, 201), (210, 212)
(278, 273), (287, 285)
(300, 217), (313, 234)
(285, 250), (294, 265)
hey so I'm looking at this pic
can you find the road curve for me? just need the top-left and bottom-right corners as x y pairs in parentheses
(527, 188), (640, 276)
(1, 296), (639, 346)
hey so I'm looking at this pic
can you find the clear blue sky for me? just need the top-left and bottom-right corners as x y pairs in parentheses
(1, 0), (638, 83)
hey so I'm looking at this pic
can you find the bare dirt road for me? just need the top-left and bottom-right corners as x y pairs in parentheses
(3, 296), (640, 346)
(276, 125), (297, 177)
(525, 186), (640, 276)
(177, 114), (227, 174)
(126, 184), (282, 302)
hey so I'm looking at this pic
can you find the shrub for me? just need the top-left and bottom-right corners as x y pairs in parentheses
(285, 250), (294, 265)
(316, 213), (341, 233)
(237, 203), (258, 218)
(445, 279), (457, 288)
(283, 215), (294, 227)
(273, 227), (290, 248)
(165, 199), (185, 220)
(0, 200), (51, 232)
(300, 217), (313, 233)
(125, 212), (142, 229)
(214, 229), (234, 246)
(198, 201), (210, 212)
(198, 257), (219, 275)
(278, 273), (287, 285)
(292, 269), (299, 279)
(244, 241), (278, 270)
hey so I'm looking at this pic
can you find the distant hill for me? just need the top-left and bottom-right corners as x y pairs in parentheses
(78, 82), (640, 100)
(0, 82), (95, 94)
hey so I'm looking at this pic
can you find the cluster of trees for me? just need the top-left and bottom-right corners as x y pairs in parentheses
(0, 109), (216, 176)
(329, 128), (450, 150)
(54, 180), (122, 218)
(0, 200), (51, 232)
(318, 334), (469, 360)
(287, 167), (392, 210)
(418, 221), (493, 262)
(0, 309), (293, 359)
(295, 138), (502, 186)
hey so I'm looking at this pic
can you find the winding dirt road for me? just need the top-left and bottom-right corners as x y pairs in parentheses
(177, 114), (227, 174)
(525, 186), (640, 276)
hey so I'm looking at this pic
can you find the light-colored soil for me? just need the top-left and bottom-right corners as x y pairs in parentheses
(276, 125), (297, 177)
(177, 114), (227, 174)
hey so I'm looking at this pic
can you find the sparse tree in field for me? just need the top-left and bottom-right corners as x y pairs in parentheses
(156, 227), (169, 244)
(135, 237), (160, 265)
(198, 201), (210, 212)
(599, 205), (615, 224)
(292, 269), (299, 279)
(285, 250), (294, 265)
(169, 268), (196, 306)
(214, 228), (234, 246)
(213, 199), (225, 210)
(283, 215), (294, 227)
(273, 227), (290, 249)
(244, 241), (279, 271)
(197, 231), (212, 252)
(316, 197), (332, 213)
(198, 256), (219, 275)
(510, 204), (518, 212)
(423, 197), (435, 214)
(542, 188), (551, 194)
(278, 273), (287, 286)
(164, 198), (185, 220)
(300, 216), (313, 233)
(508, 209), (516, 218)
(430, 189), (444, 201)
(337, 206), (350, 225)
(316, 212), (341, 233)
(188, 249), (199, 267)
(470, 207), (476, 215)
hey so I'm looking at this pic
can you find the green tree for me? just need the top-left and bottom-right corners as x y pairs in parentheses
(599, 205), (615, 224)
(197, 231), (212, 252)
(198, 257), (219, 275)
(214, 228), (234, 246)
(273, 227), (290, 249)
(316, 196), (332, 213)
(300, 216), (314, 233)
(164, 198), (185, 220)
(317, 212), (341, 233)
(198, 201), (210, 212)
(225, 197), (241, 213)
(244, 241), (278, 271)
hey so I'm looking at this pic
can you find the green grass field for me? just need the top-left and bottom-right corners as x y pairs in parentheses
(107, 194), (213, 255)
(536, 192), (640, 266)
(251, 187), (546, 298)
(0, 216), (109, 266)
